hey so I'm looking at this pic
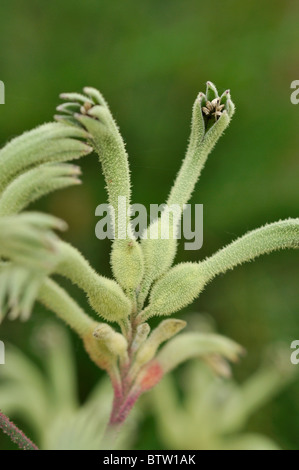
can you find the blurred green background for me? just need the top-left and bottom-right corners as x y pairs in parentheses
(0, 0), (298, 449)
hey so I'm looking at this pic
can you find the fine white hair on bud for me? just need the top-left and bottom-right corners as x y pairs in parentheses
(93, 323), (128, 362)
(57, 88), (145, 297)
(135, 319), (186, 366)
(129, 319), (186, 381)
(138, 82), (235, 308)
(131, 322), (151, 353)
(139, 263), (207, 321)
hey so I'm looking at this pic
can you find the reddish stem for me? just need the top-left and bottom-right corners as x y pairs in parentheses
(110, 389), (141, 425)
(108, 360), (140, 426)
(0, 410), (38, 450)
(104, 304), (146, 438)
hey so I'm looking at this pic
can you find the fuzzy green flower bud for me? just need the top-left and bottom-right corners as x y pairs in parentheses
(138, 82), (235, 306)
(56, 88), (144, 295)
(139, 263), (207, 321)
(134, 319), (186, 367)
(93, 323), (128, 362)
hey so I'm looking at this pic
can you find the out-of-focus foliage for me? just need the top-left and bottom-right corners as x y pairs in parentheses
(0, 0), (298, 449)
(147, 347), (296, 450)
(0, 322), (137, 450)
(140, 315), (298, 450)
(1, 320), (296, 451)
(0, 119), (92, 324)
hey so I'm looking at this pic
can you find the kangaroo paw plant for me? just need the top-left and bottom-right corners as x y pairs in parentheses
(0, 82), (298, 445)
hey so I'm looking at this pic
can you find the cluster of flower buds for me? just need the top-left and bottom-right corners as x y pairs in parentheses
(0, 81), (298, 435)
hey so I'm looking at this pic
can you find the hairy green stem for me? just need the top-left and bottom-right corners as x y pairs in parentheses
(55, 241), (132, 323)
(202, 218), (299, 281)
(38, 278), (94, 337)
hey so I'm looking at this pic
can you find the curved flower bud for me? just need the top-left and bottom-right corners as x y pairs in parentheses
(93, 323), (128, 363)
(135, 333), (244, 393)
(55, 242), (132, 324)
(138, 82), (235, 306)
(0, 212), (66, 271)
(131, 323), (150, 354)
(139, 263), (207, 321)
(56, 88), (144, 297)
(0, 163), (82, 216)
(0, 123), (92, 193)
(129, 319), (186, 380)
(141, 219), (299, 321)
